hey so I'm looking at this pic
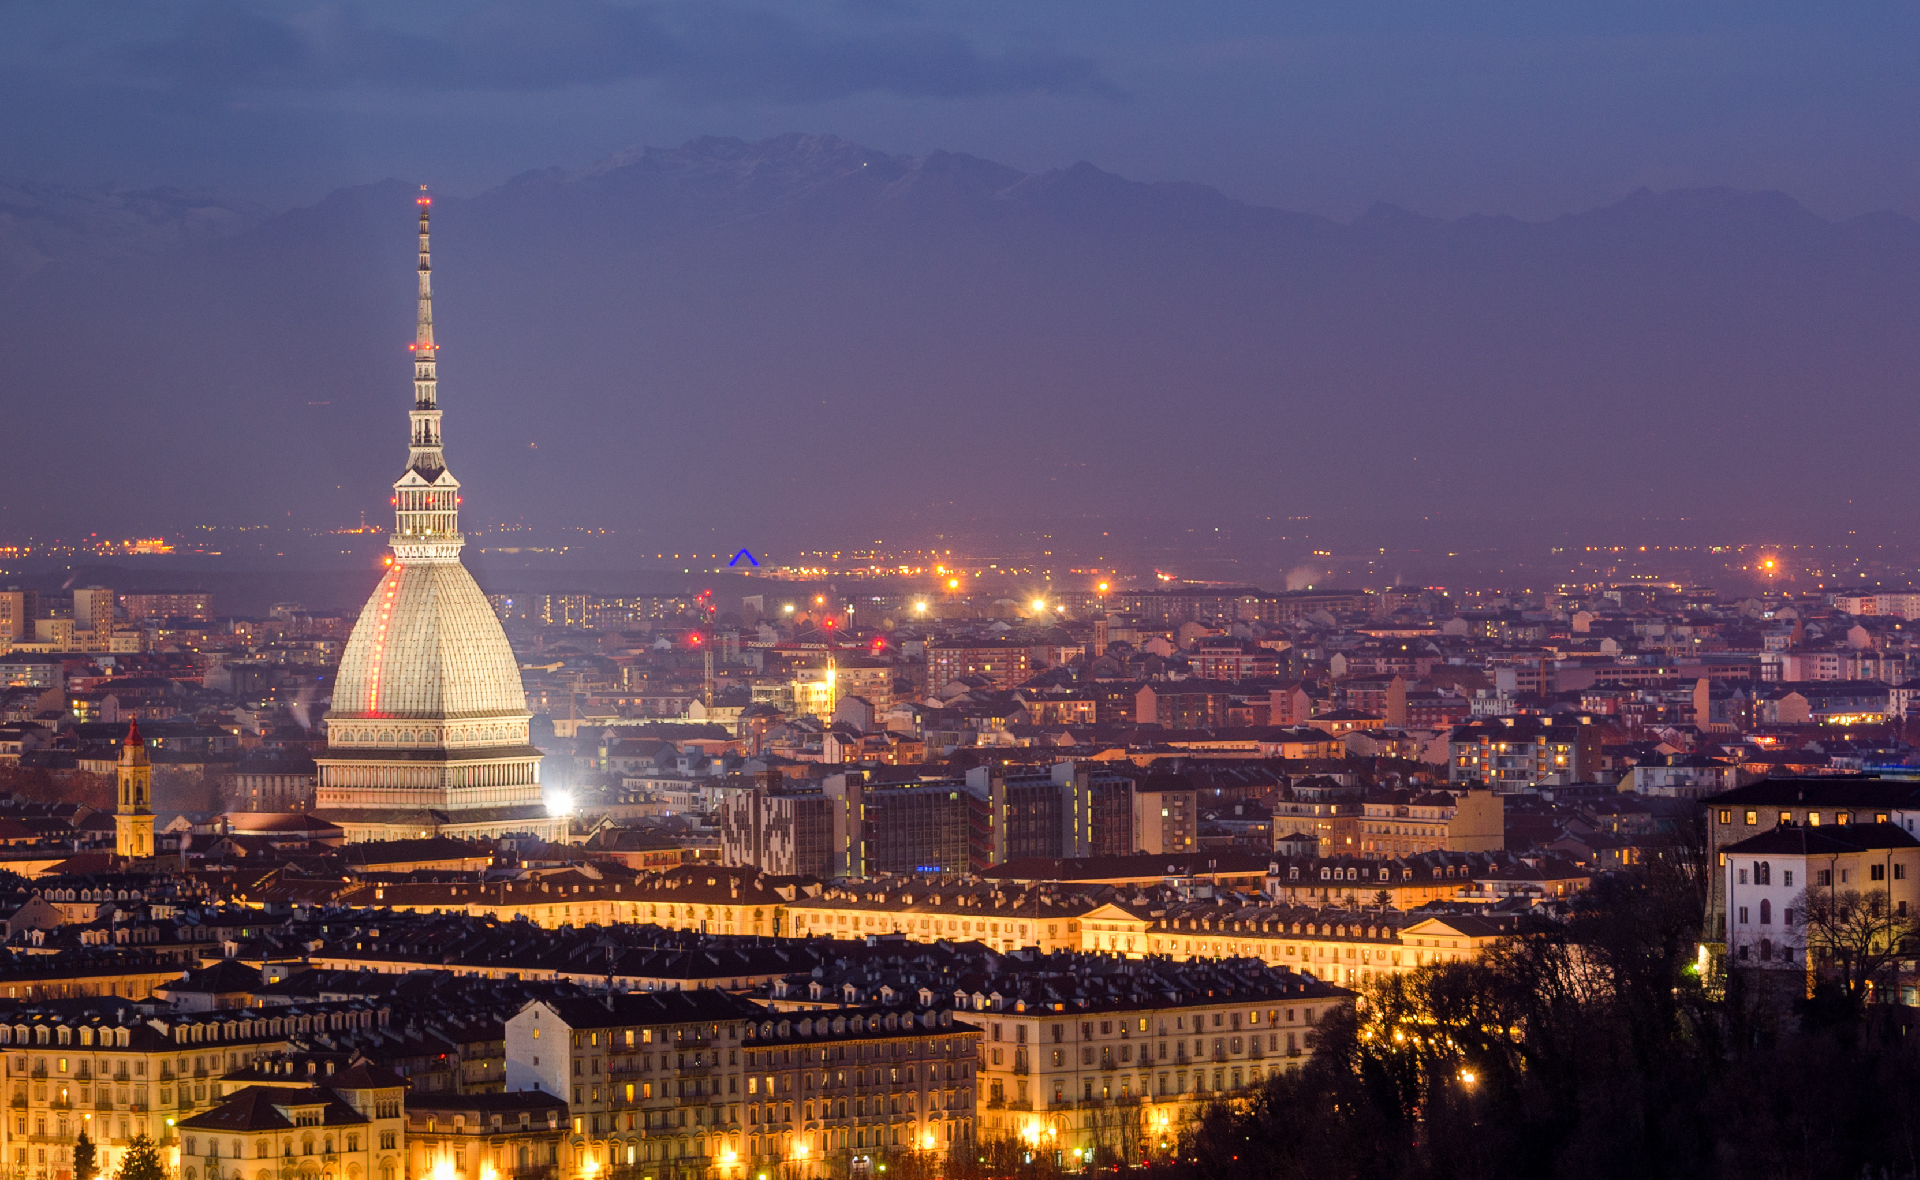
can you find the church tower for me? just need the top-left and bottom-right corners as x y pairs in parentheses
(115, 720), (154, 859)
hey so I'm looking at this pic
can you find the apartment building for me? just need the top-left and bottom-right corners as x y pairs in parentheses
(0, 1003), (385, 1180)
(1703, 778), (1920, 939)
(964, 957), (1348, 1165)
(503, 991), (976, 1180)
(925, 641), (1031, 696)
(1721, 822), (1920, 970)
(337, 867), (794, 937)
(1078, 900), (1516, 986)
(782, 884), (1096, 954)
(177, 1064), (406, 1180)
(1447, 716), (1602, 790)
(1340, 788), (1504, 860)
(405, 1089), (569, 1180)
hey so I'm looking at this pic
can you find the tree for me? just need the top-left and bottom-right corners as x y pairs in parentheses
(72, 1130), (96, 1180)
(116, 1134), (164, 1180)
(1793, 885), (1918, 1006)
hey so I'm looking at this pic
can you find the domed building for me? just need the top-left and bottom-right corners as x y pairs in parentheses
(315, 194), (561, 842)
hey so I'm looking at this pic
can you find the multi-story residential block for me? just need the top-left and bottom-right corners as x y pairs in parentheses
(71, 590), (115, 640)
(1340, 788), (1503, 860)
(0, 592), (38, 643)
(925, 641), (1031, 696)
(719, 785), (837, 878)
(1076, 899), (1516, 985)
(1624, 754), (1737, 799)
(120, 594), (212, 622)
(849, 779), (982, 877)
(782, 883), (1096, 954)
(1721, 822), (1920, 969)
(1447, 716), (1602, 790)
(1130, 781), (1195, 855)
(503, 991), (973, 1180)
(1231, 590), (1375, 626)
(405, 1089), (569, 1180)
(963, 957), (1348, 1165)
(335, 867), (795, 937)
(736, 1007), (978, 1171)
(177, 1064), (407, 1180)
(1133, 682), (1235, 728)
(505, 991), (761, 1180)
(1182, 641), (1278, 682)
(965, 764), (1093, 866)
(0, 1003), (386, 1180)
(828, 661), (894, 717)
(1702, 778), (1920, 939)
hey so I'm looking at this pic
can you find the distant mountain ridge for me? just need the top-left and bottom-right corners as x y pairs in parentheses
(0, 180), (269, 281)
(3, 134), (1918, 551)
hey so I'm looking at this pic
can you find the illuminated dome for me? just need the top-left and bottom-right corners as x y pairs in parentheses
(331, 561), (528, 725)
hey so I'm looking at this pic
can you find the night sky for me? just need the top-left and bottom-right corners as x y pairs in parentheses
(8, 1), (1920, 220)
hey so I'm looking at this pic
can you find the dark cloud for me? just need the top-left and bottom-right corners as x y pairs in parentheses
(115, 0), (1117, 101)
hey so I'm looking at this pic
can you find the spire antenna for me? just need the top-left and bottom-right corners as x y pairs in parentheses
(391, 188), (462, 565)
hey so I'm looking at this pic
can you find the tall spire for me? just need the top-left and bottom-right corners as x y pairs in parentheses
(391, 187), (463, 564)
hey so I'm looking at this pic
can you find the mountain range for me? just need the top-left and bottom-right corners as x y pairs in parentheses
(3, 133), (1917, 560)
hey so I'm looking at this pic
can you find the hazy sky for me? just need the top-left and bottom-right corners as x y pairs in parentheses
(7, 1), (1920, 219)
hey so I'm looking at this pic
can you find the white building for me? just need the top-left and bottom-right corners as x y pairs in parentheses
(1722, 821), (1920, 969)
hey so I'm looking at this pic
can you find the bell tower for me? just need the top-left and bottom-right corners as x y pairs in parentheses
(115, 720), (154, 859)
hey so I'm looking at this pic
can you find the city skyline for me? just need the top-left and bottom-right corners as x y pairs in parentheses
(3, 8), (1917, 1180)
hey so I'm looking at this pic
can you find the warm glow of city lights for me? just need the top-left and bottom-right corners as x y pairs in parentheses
(1031, 598), (1046, 611)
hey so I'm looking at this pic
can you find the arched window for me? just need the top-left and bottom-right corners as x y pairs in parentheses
(1756, 862), (1771, 885)
(1760, 899), (1772, 925)
(1759, 939), (1773, 961)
